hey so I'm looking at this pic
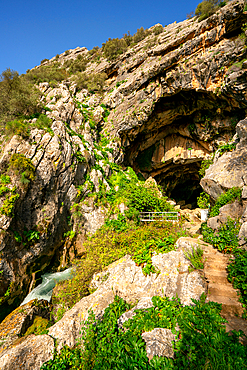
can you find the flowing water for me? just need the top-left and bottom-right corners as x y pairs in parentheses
(21, 268), (73, 305)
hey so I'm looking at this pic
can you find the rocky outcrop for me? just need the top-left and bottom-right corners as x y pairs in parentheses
(0, 237), (206, 368)
(201, 117), (247, 199)
(1, 236), (246, 369)
(200, 116), (247, 245)
(0, 334), (54, 370)
(48, 238), (206, 350)
(1, 0), (247, 336)
(207, 199), (243, 230)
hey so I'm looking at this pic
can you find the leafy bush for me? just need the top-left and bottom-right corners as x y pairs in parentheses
(153, 25), (164, 35)
(0, 192), (20, 217)
(9, 153), (36, 182)
(51, 222), (187, 312)
(0, 68), (41, 127)
(5, 119), (30, 137)
(217, 142), (236, 157)
(102, 38), (128, 60)
(25, 63), (68, 86)
(65, 55), (88, 74)
(74, 72), (107, 93)
(197, 192), (210, 209)
(24, 316), (48, 336)
(41, 294), (247, 369)
(210, 187), (242, 217)
(195, 0), (224, 21)
(228, 249), (247, 318)
(5, 114), (53, 138)
(184, 245), (204, 269)
(133, 27), (150, 43)
(199, 158), (213, 178)
(41, 59), (49, 64)
(201, 218), (240, 253)
(106, 167), (175, 215)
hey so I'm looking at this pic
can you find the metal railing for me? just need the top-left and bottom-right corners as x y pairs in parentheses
(139, 211), (180, 222)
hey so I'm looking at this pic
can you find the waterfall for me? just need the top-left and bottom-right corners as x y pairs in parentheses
(21, 268), (73, 305)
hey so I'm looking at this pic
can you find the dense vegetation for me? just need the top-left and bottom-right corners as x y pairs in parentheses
(52, 221), (186, 319)
(42, 294), (247, 370)
(195, 1), (228, 21)
(0, 68), (41, 129)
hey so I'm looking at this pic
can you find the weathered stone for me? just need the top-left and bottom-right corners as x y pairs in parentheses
(0, 334), (54, 370)
(0, 300), (51, 355)
(117, 297), (153, 329)
(238, 222), (247, 249)
(47, 237), (205, 350)
(201, 118), (247, 200)
(142, 328), (176, 360)
(207, 200), (243, 231)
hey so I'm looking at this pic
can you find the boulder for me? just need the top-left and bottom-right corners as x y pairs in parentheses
(207, 200), (243, 231)
(238, 222), (247, 249)
(201, 118), (247, 201)
(0, 299), (51, 354)
(48, 237), (206, 350)
(0, 334), (54, 370)
(142, 328), (176, 360)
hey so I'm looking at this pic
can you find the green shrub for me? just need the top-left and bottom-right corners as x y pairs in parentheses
(102, 38), (128, 60)
(65, 55), (88, 74)
(217, 142), (236, 157)
(197, 192), (210, 209)
(105, 167), (175, 215)
(24, 316), (48, 336)
(0, 175), (11, 184)
(210, 187), (242, 217)
(41, 294), (247, 369)
(5, 119), (30, 137)
(195, 0), (223, 21)
(228, 249), (247, 318)
(153, 25), (164, 35)
(133, 27), (150, 43)
(9, 153), (36, 182)
(51, 222), (187, 311)
(74, 72), (107, 93)
(41, 59), (49, 64)
(5, 114), (53, 138)
(25, 63), (68, 86)
(184, 245), (204, 269)
(0, 68), (41, 127)
(0, 192), (20, 217)
(201, 218), (240, 253)
(199, 157), (213, 178)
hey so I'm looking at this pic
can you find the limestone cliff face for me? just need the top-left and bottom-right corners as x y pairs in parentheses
(0, 0), (247, 320)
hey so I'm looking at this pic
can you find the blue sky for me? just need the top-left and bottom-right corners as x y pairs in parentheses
(1, 0), (201, 75)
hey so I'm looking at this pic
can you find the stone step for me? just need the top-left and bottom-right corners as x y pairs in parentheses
(206, 295), (243, 317)
(204, 262), (228, 271)
(208, 283), (239, 298)
(205, 274), (229, 284)
(204, 256), (229, 263)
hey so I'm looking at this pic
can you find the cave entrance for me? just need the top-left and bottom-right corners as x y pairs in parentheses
(170, 179), (202, 209)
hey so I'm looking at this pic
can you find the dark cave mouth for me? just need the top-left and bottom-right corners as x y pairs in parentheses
(169, 179), (202, 209)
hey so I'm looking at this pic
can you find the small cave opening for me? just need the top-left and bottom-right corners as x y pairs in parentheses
(169, 179), (202, 209)
(154, 162), (203, 209)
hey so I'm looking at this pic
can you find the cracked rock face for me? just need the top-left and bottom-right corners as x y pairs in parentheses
(201, 117), (247, 199)
(47, 237), (205, 351)
(0, 0), (247, 334)
(0, 237), (204, 368)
